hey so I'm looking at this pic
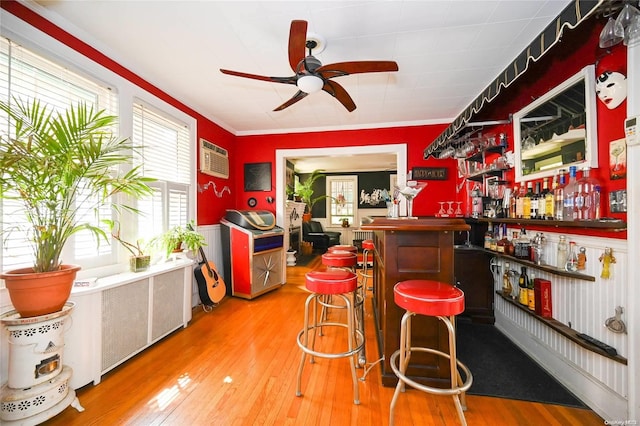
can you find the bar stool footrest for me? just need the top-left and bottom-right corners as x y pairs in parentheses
(389, 347), (473, 396)
(297, 324), (365, 360)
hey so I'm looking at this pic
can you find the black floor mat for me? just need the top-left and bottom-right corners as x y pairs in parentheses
(456, 319), (586, 408)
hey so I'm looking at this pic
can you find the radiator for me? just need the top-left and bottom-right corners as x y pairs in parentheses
(353, 230), (373, 242)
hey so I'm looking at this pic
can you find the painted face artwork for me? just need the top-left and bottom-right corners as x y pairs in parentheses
(596, 71), (627, 109)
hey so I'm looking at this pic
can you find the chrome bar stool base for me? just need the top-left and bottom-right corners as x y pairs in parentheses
(389, 280), (473, 426)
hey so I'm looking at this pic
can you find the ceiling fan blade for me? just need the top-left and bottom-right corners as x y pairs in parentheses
(274, 90), (308, 111)
(220, 69), (297, 85)
(317, 61), (399, 79)
(322, 80), (356, 112)
(288, 20), (308, 72)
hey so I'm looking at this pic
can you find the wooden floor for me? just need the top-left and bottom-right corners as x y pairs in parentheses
(42, 256), (603, 426)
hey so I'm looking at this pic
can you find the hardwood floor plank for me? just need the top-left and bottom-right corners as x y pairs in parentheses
(40, 257), (604, 426)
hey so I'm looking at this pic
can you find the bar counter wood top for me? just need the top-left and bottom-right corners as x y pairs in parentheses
(361, 216), (470, 387)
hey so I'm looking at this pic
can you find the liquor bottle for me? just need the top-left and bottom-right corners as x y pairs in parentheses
(518, 266), (529, 306)
(506, 231), (517, 256)
(554, 169), (566, 221)
(563, 166), (578, 220)
(514, 228), (531, 260)
(530, 181), (540, 220)
(565, 241), (579, 272)
(575, 167), (601, 220)
(543, 177), (554, 220)
(556, 235), (568, 269)
(522, 182), (533, 219)
(484, 223), (493, 249)
(509, 185), (518, 219)
(527, 271), (536, 311)
(515, 185), (525, 219)
(490, 227), (498, 252)
(502, 261), (513, 297)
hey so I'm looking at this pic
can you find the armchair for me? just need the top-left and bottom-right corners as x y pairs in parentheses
(302, 221), (341, 252)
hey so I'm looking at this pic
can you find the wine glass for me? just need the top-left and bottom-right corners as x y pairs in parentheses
(438, 202), (446, 217)
(455, 202), (463, 216)
(446, 201), (454, 215)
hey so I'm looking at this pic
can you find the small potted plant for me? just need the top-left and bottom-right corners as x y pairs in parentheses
(106, 221), (152, 272)
(0, 97), (154, 317)
(157, 220), (206, 258)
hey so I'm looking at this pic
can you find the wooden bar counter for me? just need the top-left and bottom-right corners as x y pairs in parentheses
(361, 217), (470, 387)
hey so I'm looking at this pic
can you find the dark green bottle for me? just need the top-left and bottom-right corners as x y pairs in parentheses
(518, 266), (529, 306)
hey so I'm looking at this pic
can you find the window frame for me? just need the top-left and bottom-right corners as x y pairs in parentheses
(1, 13), (198, 278)
(326, 175), (358, 227)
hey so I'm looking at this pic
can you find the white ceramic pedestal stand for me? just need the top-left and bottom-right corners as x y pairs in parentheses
(286, 250), (297, 266)
(1, 303), (84, 425)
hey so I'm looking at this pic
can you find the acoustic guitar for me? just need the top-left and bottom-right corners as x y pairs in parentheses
(190, 226), (226, 306)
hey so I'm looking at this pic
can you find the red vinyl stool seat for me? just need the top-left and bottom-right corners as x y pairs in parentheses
(305, 270), (357, 294)
(389, 280), (473, 426)
(394, 280), (465, 317)
(328, 244), (358, 254)
(361, 239), (375, 251)
(322, 252), (357, 269)
(296, 270), (364, 404)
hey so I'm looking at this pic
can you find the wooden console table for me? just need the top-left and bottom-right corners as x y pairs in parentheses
(361, 217), (470, 387)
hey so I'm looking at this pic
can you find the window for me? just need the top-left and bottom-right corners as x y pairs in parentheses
(1, 36), (118, 271)
(327, 176), (358, 227)
(132, 102), (191, 241)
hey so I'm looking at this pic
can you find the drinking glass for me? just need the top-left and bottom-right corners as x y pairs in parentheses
(455, 202), (463, 216)
(398, 181), (428, 219)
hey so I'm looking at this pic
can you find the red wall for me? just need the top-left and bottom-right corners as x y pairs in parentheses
(234, 124), (453, 217)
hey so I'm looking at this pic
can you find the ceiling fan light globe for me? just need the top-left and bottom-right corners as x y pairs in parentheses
(297, 75), (324, 93)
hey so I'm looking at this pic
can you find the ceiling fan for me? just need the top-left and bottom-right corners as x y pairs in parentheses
(220, 20), (399, 112)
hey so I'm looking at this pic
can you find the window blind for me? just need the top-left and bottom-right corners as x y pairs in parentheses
(1, 36), (118, 271)
(132, 103), (191, 236)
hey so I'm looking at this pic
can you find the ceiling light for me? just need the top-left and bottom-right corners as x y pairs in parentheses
(297, 75), (324, 93)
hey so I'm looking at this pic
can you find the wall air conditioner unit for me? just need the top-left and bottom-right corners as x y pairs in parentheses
(200, 138), (229, 179)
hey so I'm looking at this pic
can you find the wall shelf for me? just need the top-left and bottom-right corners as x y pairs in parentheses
(485, 249), (595, 281)
(474, 217), (627, 231)
(496, 292), (627, 365)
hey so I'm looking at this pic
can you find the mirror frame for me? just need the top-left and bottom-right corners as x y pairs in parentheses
(513, 65), (598, 183)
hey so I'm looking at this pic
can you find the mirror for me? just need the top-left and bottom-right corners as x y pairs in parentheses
(513, 65), (598, 182)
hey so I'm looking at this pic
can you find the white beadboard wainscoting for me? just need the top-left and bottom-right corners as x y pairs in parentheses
(195, 224), (225, 306)
(491, 230), (628, 421)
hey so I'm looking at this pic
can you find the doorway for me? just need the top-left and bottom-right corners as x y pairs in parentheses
(275, 144), (407, 228)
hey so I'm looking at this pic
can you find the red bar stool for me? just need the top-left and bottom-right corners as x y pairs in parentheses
(389, 280), (473, 426)
(321, 251), (357, 271)
(360, 239), (375, 291)
(321, 251), (365, 366)
(296, 270), (364, 404)
(327, 244), (358, 254)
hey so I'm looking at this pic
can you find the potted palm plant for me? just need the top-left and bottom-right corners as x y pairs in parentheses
(295, 169), (329, 221)
(0, 97), (154, 317)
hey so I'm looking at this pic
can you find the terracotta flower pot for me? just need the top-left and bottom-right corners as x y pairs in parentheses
(1, 264), (80, 318)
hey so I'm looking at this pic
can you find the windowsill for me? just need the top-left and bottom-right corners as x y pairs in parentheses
(71, 257), (194, 295)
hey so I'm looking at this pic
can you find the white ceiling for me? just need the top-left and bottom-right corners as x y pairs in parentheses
(27, 0), (571, 172)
